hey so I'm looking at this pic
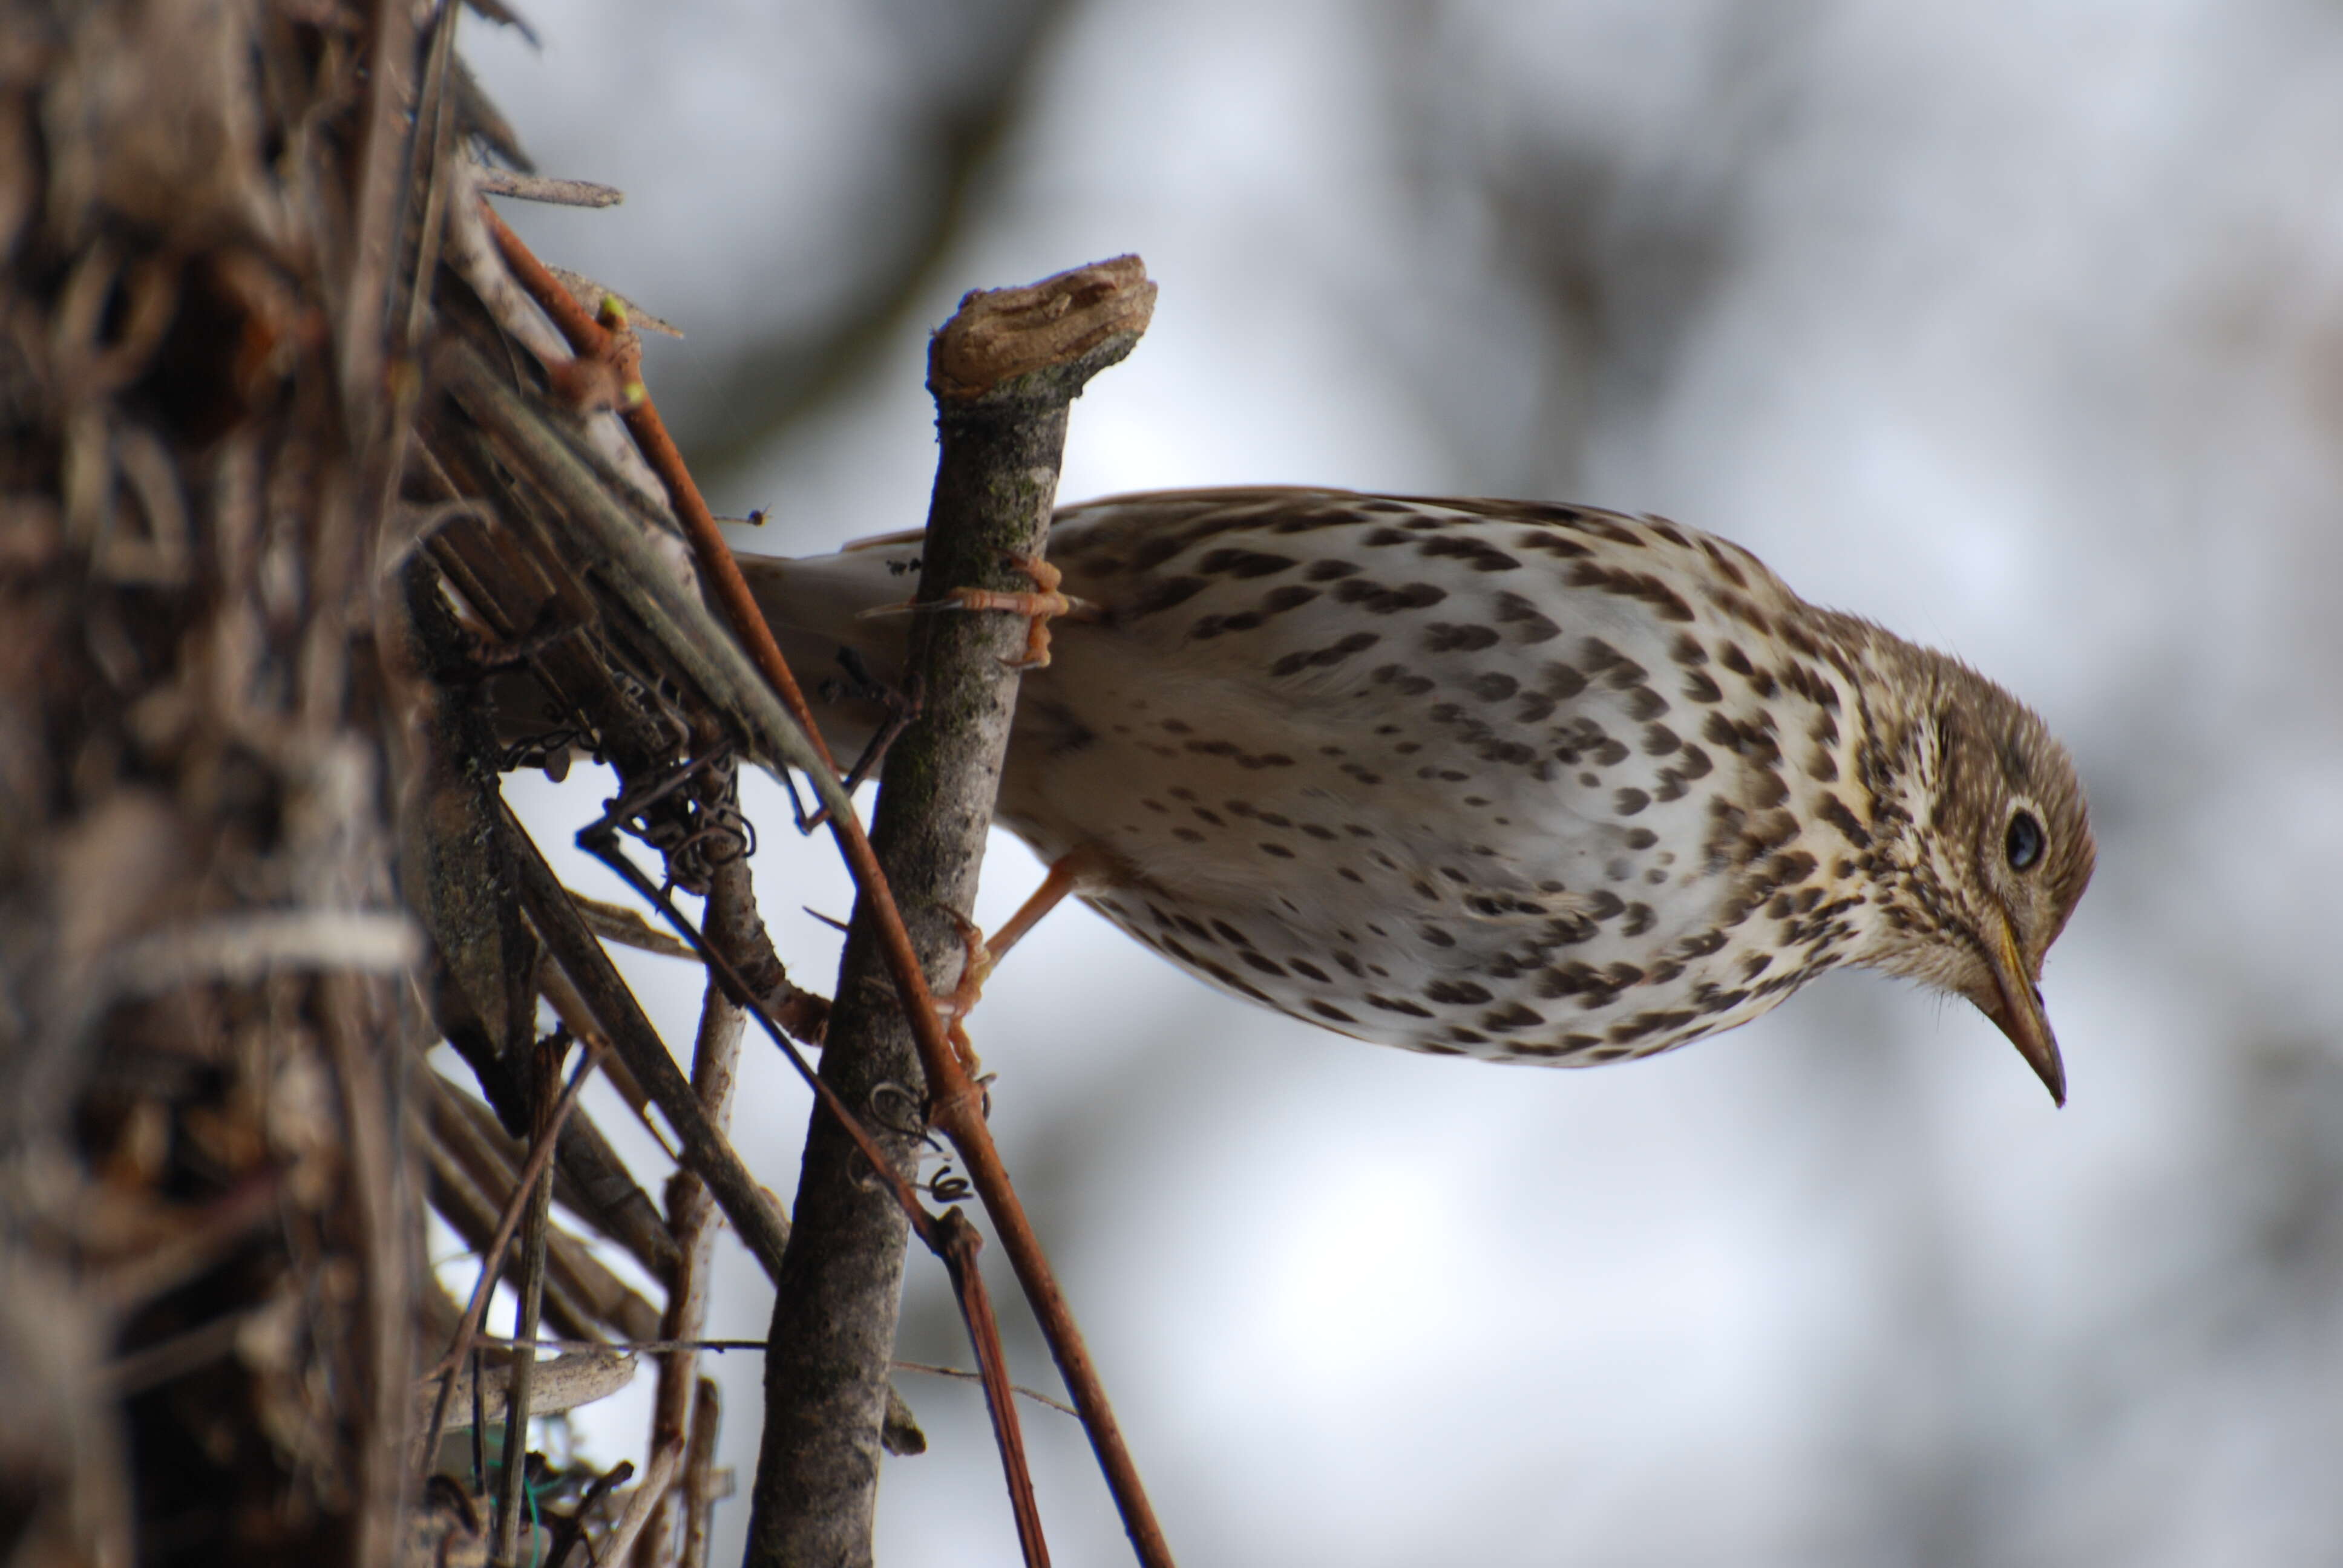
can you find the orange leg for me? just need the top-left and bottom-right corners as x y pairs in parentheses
(934, 848), (1109, 1074)
(859, 555), (1088, 670)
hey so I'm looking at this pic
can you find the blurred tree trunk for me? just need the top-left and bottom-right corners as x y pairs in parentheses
(1, 2), (422, 1564)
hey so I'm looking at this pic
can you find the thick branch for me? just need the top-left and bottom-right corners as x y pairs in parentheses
(744, 256), (1153, 1568)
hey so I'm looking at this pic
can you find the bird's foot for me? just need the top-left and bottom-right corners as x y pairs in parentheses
(859, 555), (1087, 670)
(933, 912), (994, 1080)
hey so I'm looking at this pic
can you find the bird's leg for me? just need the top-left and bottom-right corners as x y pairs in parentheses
(931, 848), (1107, 1077)
(936, 913), (991, 1079)
(857, 555), (1092, 670)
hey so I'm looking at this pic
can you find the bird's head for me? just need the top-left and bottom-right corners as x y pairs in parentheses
(1865, 658), (2096, 1104)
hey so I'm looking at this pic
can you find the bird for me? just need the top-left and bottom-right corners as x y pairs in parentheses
(739, 487), (2096, 1103)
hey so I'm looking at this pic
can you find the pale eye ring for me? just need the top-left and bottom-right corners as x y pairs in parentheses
(2005, 810), (2045, 872)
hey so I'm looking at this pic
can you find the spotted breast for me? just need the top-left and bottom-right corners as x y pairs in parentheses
(741, 488), (2095, 1100)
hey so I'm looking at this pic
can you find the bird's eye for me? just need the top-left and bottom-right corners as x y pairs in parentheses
(2005, 810), (2045, 872)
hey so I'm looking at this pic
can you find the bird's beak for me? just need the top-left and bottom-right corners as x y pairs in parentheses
(1980, 918), (2065, 1107)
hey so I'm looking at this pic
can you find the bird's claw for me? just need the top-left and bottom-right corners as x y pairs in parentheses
(857, 555), (1084, 670)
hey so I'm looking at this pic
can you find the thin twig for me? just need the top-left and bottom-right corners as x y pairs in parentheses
(417, 1039), (606, 1471)
(561, 1439), (683, 1568)
(474, 168), (624, 207)
(494, 1036), (560, 1565)
(680, 1380), (724, 1568)
(637, 848), (754, 1567)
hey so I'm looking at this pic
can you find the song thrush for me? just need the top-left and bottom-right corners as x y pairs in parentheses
(741, 488), (2094, 1103)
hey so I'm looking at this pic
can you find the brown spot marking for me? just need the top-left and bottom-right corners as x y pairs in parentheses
(1470, 671), (1519, 702)
(1305, 558), (1361, 581)
(1699, 537), (1750, 589)
(1682, 670), (1723, 705)
(1365, 993), (1435, 1018)
(1671, 633), (1708, 666)
(1240, 951), (1289, 977)
(1195, 958), (1274, 1005)
(1424, 978), (1493, 1005)
(1493, 591), (1562, 642)
(1418, 534), (1523, 572)
(1780, 661), (1834, 707)
(1537, 962), (1597, 998)
(1481, 1002), (1545, 1032)
(1719, 592), (1775, 636)
(1818, 796), (1872, 848)
(1334, 579), (1448, 613)
(1542, 663), (1588, 699)
(1580, 639), (1650, 688)
(1188, 610), (1263, 640)
(1269, 630), (1381, 678)
(1576, 515), (1648, 548)
(1568, 560), (1696, 621)
(1258, 584), (1321, 615)
(1643, 724), (1681, 756)
(1622, 685), (1670, 720)
(1615, 788), (1651, 816)
(1371, 664), (1435, 697)
(1771, 848), (1827, 886)
(1197, 547), (1297, 578)
(1424, 622), (1502, 653)
(1308, 999), (1358, 1024)
(1125, 575), (1209, 618)
(1513, 529), (1593, 559)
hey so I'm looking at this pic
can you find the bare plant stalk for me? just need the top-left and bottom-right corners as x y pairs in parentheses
(680, 1379), (725, 1568)
(634, 853), (754, 1566)
(495, 1039), (562, 1564)
(743, 258), (1159, 1568)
